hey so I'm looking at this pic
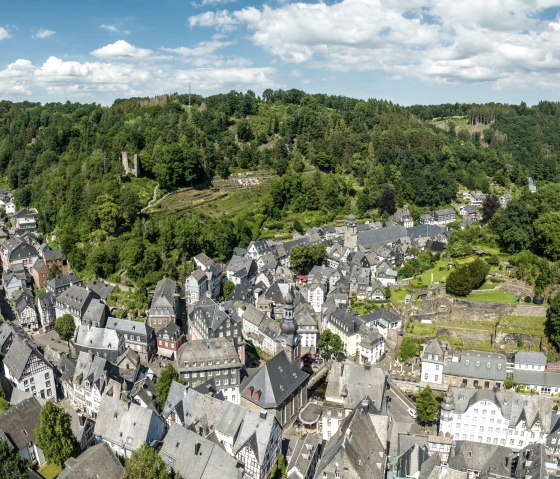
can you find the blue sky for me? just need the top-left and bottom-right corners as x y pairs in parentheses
(2, 0), (560, 105)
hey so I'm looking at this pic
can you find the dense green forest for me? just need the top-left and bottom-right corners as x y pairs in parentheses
(0, 90), (559, 306)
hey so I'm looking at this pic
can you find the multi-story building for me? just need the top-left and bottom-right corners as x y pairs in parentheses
(46, 272), (83, 296)
(439, 386), (553, 450)
(357, 325), (385, 364)
(65, 351), (126, 418)
(162, 383), (282, 479)
(147, 277), (179, 332)
(94, 396), (166, 458)
(185, 268), (208, 305)
(307, 282), (326, 313)
(0, 235), (39, 272)
(12, 207), (39, 234)
(324, 309), (362, 358)
(54, 284), (94, 326)
(14, 288), (39, 330)
(37, 291), (56, 331)
(321, 361), (387, 440)
(420, 338), (448, 385)
(156, 322), (185, 359)
(177, 337), (242, 404)
(241, 350), (309, 427)
(188, 297), (245, 363)
(0, 326), (56, 400)
(73, 326), (125, 363)
(443, 350), (507, 389)
(105, 317), (156, 363)
(296, 302), (319, 353)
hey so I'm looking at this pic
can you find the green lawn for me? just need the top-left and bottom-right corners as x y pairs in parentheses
(407, 322), (436, 336)
(478, 283), (497, 290)
(419, 260), (451, 285)
(38, 463), (62, 479)
(445, 321), (494, 332)
(466, 290), (518, 302)
(498, 315), (546, 336)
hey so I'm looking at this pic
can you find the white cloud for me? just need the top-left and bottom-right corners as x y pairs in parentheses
(0, 27), (10, 40)
(91, 40), (152, 59)
(188, 0), (560, 89)
(192, 0), (237, 8)
(99, 24), (131, 35)
(0, 55), (277, 102)
(162, 40), (233, 58)
(34, 28), (55, 39)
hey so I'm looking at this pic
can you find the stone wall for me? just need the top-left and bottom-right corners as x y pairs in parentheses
(436, 326), (491, 343)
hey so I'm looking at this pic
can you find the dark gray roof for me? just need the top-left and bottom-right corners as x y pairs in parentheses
(42, 249), (62, 263)
(448, 440), (513, 477)
(0, 396), (42, 449)
(361, 308), (401, 326)
(87, 279), (115, 300)
(177, 337), (241, 371)
(47, 273), (82, 292)
(160, 423), (243, 479)
(287, 433), (321, 479)
(357, 225), (407, 247)
(513, 369), (560, 388)
(314, 404), (386, 479)
(241, 350), (309, 408)
(514, 351), (547, 367)
(406, 225), (445, 240)
(444, 350), (507, 381)
(325, 361), (387, 410)
(2, 236), (38, 261)
(150, 277), (178, 309)
(397, 443), (430, 478)
(58, 442), (123, 479)
(56, 285), (92, 310)
(3, 335), (49, 381)
(106, 317), (152, 338)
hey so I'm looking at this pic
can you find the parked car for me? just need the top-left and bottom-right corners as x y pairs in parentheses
(408, 408), (417, 419)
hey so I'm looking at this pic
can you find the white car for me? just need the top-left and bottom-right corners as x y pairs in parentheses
(408, 408), (417, 419)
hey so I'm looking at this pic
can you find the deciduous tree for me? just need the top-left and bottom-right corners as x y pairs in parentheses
(54, 314), (76, 348)
(0, 439), (28, 479)
(318, 329), (344, 358)
(546, 292), (560, 351)
(416, 386), (439, 424)
(123, 444), (170, 479)
(35, 402), (77, 467)
(155, 365), (183, 409)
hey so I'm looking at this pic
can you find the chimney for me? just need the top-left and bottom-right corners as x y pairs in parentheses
(123, 400), (130, 411)
(195, 442), (201, 455)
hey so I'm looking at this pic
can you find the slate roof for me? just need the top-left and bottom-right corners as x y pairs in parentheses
(449, 387), (553, 432)
(74, 326), (120, 351)
(160, 423), (243, 479)
(190, 297), (241, 332)
(42, 249), (62, 263)
(0, 396), (42, 450)
(513, 369), (560, 388)
(2, 236), (38, 261)
(150, 277), (178, 309)
(73, 351), (112, 390)
(58, 442), (123, 479)
(396, 443), (430, 478)
(314, 404), (386, 479)
(15, 289), (35, 315)
(422, 338), (446, 361)
(325, 361), (387, 410)
(106, 317), (152, 338)
(406, 225), (445, 240)
(447, 440), (513, 477)
(444, 350), (507, 381)
(357, 225), (407, 247)
(94, 396), (164, 451)
(514, 351), (547, 367)
(47, 273), (83, 293)
(361, 308), (401, 327)
(87, 279), (115, 300)
(56, 285), (92, 310)
(177, 337), (241, 370)
(287, 433), (321, 479)
(3, 334), (50, 381)
(241, 350), (309, 409)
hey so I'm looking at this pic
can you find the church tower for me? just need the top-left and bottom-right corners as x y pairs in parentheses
(279, 288), (301, 365)
(344, 215), (358, 252)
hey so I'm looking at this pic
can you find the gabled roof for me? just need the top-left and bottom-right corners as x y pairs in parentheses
(241, 350), (309, 409)
(160, 423), (242, 479)
(0, 396), (42, 450)
(56, 285), (92, 311)
(87, 279), (115, 300)
(59, 443), (123, 479)
(3, 334), (50, 380)
(106, 317), (152, 338)
(314, 404), (386, 479)
(190, 297), (240, 333)
(47, 273), (83, 292)
(514, 351), (547, 367)
(448, 440), (513, 477)
(150, 277), (178, 309)
(2, 236), (38, 261)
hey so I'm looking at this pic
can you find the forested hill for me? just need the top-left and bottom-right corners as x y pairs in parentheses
(0, 90), (559, 299)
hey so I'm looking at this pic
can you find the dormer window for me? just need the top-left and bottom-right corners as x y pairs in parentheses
(465, 360), (470, 366)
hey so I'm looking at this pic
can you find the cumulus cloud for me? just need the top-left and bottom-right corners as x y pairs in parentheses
(0, 55), (277, 102)
(99, 24), (130, 34)
(0, 27), (10, 40)
(188, 0), (560, 89)
(91, 40), (152, 59)
(34, 28), (55, 39)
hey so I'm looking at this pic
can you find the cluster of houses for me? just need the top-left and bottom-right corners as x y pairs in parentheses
(2, 195), (558, 479)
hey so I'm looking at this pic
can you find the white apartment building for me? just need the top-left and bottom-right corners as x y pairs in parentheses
(440, 387), (553, 451)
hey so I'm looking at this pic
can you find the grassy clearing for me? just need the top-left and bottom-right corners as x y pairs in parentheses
(498, 315), (546, 336)
(408, 322), (436, 336)
(419, 260), (451, 285)
(122, 177), (158, 206)
(478, 283), (497, 290)
(38, 463), (62, 479)
(445, 321), (494, 332)
(466, 290), (518, 302)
